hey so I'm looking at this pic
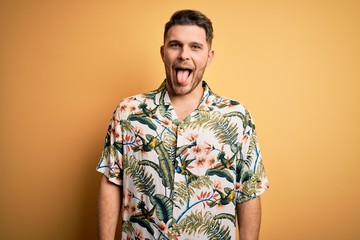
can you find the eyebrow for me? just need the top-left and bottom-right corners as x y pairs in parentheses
(167, 40), (204, 47)
(191, 42), (204, 47)
(167, 40), (182, 45)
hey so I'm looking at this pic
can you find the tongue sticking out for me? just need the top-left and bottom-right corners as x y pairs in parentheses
(176, 69), (191, 84)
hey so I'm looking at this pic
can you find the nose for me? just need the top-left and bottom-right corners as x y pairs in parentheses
(178, 46), (190, 61)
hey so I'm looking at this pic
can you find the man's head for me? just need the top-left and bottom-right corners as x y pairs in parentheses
(161, 10), (214, 98)
(164, 9), (214, 48)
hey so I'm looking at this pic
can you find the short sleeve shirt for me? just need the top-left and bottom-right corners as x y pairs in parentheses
(97, 81), (269, 240)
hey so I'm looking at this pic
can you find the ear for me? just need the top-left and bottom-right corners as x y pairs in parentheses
(160, 45), (165, 61)
(207, 49), (215, 65)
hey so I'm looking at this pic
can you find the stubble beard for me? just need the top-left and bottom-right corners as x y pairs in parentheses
(165, 67), (206, 97)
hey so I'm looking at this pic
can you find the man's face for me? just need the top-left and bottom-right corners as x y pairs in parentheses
(161, 25), (214, 97)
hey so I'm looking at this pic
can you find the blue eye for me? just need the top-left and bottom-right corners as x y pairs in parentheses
(170, 43), (180, 48)
(192, 45), (202, 50)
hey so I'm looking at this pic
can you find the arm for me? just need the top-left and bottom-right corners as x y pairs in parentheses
(98, 175), (122, 240)
(236, 197), (261, 240)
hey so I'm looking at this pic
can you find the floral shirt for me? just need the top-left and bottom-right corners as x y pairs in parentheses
(97, 81), (269, 240)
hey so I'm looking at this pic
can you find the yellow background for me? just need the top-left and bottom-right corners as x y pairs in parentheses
(1, 0), (359, 239)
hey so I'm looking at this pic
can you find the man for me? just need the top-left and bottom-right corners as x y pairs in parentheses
(97, 9), (268, 240)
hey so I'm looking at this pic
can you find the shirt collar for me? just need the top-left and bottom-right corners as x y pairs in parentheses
(154, 80), (216, 112)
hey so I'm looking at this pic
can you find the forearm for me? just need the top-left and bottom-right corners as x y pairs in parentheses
(98, 175), (122, 240)
(237, 197), (261, 240)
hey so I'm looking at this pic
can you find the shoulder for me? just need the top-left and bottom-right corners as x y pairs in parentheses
(207, 91), (248, 114)
(205, 92), (258, 132)
(114, 88), (162, 117)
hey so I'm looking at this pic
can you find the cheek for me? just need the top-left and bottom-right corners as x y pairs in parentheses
(195, 53), (211, 65)
(194, 58), (209, 69)
(164, 56), (175, 67)
(162, 56), (171, 66)
(163, 50), (177, 62)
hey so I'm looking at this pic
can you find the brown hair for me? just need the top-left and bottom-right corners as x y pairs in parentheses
(164, 9), (214, 46)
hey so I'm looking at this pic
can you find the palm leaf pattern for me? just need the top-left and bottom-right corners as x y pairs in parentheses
(154, 144), (175, 190)
(214, 213), (236, 225)
(121, 220), (135, 236)
(189, 111), (239, 145)
(150, 194), (174, 223)
(173, 176), (213, 206)
(120, 119), (135, 133)
(96, 81), (268, 239)
(100, 144), (114, 161)
(178, 211), (231, 240)
(245, 134), (258, 165)
(162, 131), (176, 160)
(123, 155), (156, 197)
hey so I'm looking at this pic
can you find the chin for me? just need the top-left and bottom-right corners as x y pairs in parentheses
(166, 75), (202, 96)
(172, 86), (193, 96)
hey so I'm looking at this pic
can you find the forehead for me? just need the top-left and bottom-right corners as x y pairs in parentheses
(165, 25), (207, 44)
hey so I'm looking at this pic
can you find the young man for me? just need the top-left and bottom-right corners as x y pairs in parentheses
(97, 9), (268, 240)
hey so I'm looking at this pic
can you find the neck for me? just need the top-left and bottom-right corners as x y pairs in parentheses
(168, 82), (204, 121)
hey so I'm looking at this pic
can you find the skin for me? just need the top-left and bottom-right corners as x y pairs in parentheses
(98, 175), (121, 240)
(160, 25), (214, 120)
(98, 24), (262, 240)
(237, 197), (262, 240)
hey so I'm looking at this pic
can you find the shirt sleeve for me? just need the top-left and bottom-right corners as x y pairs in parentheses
(96, 105), (123, 186)
(235, 110), (269, 203)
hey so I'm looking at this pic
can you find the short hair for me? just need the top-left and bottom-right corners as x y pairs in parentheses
(164, 9), (214, 47)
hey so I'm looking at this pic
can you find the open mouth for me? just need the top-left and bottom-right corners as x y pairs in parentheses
(175, 67), (193, 82)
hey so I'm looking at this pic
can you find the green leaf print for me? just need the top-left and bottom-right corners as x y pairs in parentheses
(208, 188), (235, 208)
(120, 119), (135, 133)
(138, 160), (164, 178)
(121, 220), (135, 235)
(173, 176), (213, 206)
(114, 142), (123, 155)
(179, 211), (231, 240)
(154, 144), (175, 190)
(128, 114), (157, 131)
(223, 111), (247, 129)
(244, 134), (258, 166)
(129, 217), (154, 235)
(183, 115), (191, 124)
(229, 100), (240, 106)
(130, 201), (156, 235)
(175, 142), (196, 158)
(150, 194), (173, 223)
(213, 213), (236, 225)
(206, 168), (234, 183)
(123, 155), (156, 196)
(189, 111), (239, 145)
(133, 134), (160, 152)
(241, 170), (254, 183)
(158, 105), (171, 119)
